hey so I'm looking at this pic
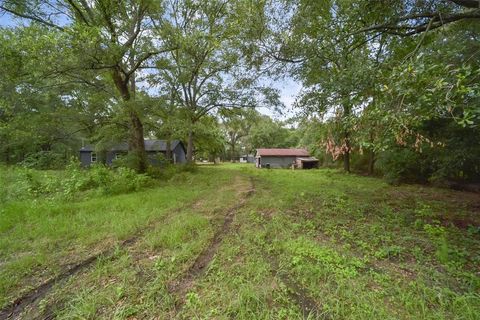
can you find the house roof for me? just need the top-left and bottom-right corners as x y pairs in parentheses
(256, 148), (310, 157)
(80, 139), (184, 152)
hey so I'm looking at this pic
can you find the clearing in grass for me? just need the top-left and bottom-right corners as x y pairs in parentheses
(0, 164), (479, 319)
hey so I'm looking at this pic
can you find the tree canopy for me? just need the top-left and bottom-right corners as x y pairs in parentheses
(1, 0), (479, 184)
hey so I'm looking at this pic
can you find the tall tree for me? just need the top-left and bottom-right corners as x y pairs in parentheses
(153, 0), (273, 163)
(0, 0), (175, 172)
(276, 1), (377, 172)
(220, 108), (259, 161)
(246, 115), (298, 151)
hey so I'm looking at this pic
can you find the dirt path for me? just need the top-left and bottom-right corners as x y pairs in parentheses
(168, 176), (255, 314)
(0, 239), (132, 320)
(1, 173), (327, 319)
(0, 200), (203, 320)
(0, 174), (254, 320)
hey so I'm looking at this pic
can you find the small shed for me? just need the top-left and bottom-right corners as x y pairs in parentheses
(239, 154), (255, 163)
(255, 148), (318, 169)
(296, 157), (320, 169)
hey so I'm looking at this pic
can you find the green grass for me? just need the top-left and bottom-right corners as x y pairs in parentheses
(1, 164), (479, 319)
(0, 165), (235, 308)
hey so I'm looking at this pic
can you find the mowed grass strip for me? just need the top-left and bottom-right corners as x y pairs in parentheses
(0, 166), (233, 309)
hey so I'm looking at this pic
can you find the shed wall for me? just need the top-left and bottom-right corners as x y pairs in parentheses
(260, 156), (296, 168)
(106, 152), (115, 165)
(80, 151), (91, 167)
(173, 144), (187, 163)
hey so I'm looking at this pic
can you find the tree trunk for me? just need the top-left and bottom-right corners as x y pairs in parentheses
(129, 111), (147, 173)
(343, 151), (350, 173)
(186, 129), (194, 163)
(112, 68), (147, 173)
(230, 143), (236, 162)
(368, 150), (375, 175)
(343, 131), (351, 173)
(166, 139), (172, 163)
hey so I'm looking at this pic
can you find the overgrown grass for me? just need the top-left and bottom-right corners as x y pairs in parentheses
(0, 164), (232, 309)
(1, 164), (479, 319)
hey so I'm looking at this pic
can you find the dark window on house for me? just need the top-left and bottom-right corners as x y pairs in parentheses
(91, 153), (97, 163)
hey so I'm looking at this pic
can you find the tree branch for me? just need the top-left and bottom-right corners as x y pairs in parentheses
(450, 0), (480, 8)
(356, 10), (480, 37)
(0, 5), (65, 30)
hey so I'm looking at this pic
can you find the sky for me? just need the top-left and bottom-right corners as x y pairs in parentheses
(261, 77), (302, 120)
(0, 12), (303, 120)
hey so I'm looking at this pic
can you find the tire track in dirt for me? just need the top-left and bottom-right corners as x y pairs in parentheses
(256, 211), (328, 319)
(267, 253), (327, 319)
(168, 176), (255, 314)
(0, 240), (133, 320)
(0, 200), (205, 320)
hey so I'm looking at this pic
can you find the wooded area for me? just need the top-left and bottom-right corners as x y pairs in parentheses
(0, 0), (479, 186)
(1, 1), (480, 318)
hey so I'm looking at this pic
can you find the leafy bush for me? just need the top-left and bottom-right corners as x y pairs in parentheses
(376, 118), (480, 185)
(376, 147), (432, 185)
(0, 160), (156, 202)
(147, 163), (197, 180)
(1, 160), (201, 204)
(63, 162), (154, 196)
(111, 152), (141, 170)
(105, 166), (153, 195)
(20, 151), (65, 170)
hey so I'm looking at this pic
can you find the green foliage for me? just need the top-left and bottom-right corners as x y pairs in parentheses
(376, 147), (431, 184)
(246, 115), (299, 150)
(111, 152), (145, 171)
(0, 160), (154, 203)
(285, 237), (365, 279)
(191, 116), (226, 160)
(146, 163), (197, 180)
(19, 151), (65, 170)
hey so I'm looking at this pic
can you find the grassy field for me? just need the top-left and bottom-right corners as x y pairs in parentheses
(1, 164), (479, 319)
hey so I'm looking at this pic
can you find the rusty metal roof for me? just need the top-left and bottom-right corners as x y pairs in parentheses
(256, 148), (310, 157)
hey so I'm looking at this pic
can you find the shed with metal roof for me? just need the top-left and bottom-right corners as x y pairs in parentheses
(255, 148), (318, 169)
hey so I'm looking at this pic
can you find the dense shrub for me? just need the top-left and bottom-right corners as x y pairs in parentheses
(0, 160), (156, 203)
(376, 147), (433, 185)
(20, 151), (65, 170)
(62, 161), (154, 197)
(147, 163), (197, 180)
(111, 152), (140, 170)
(376, 125), (480, 185)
